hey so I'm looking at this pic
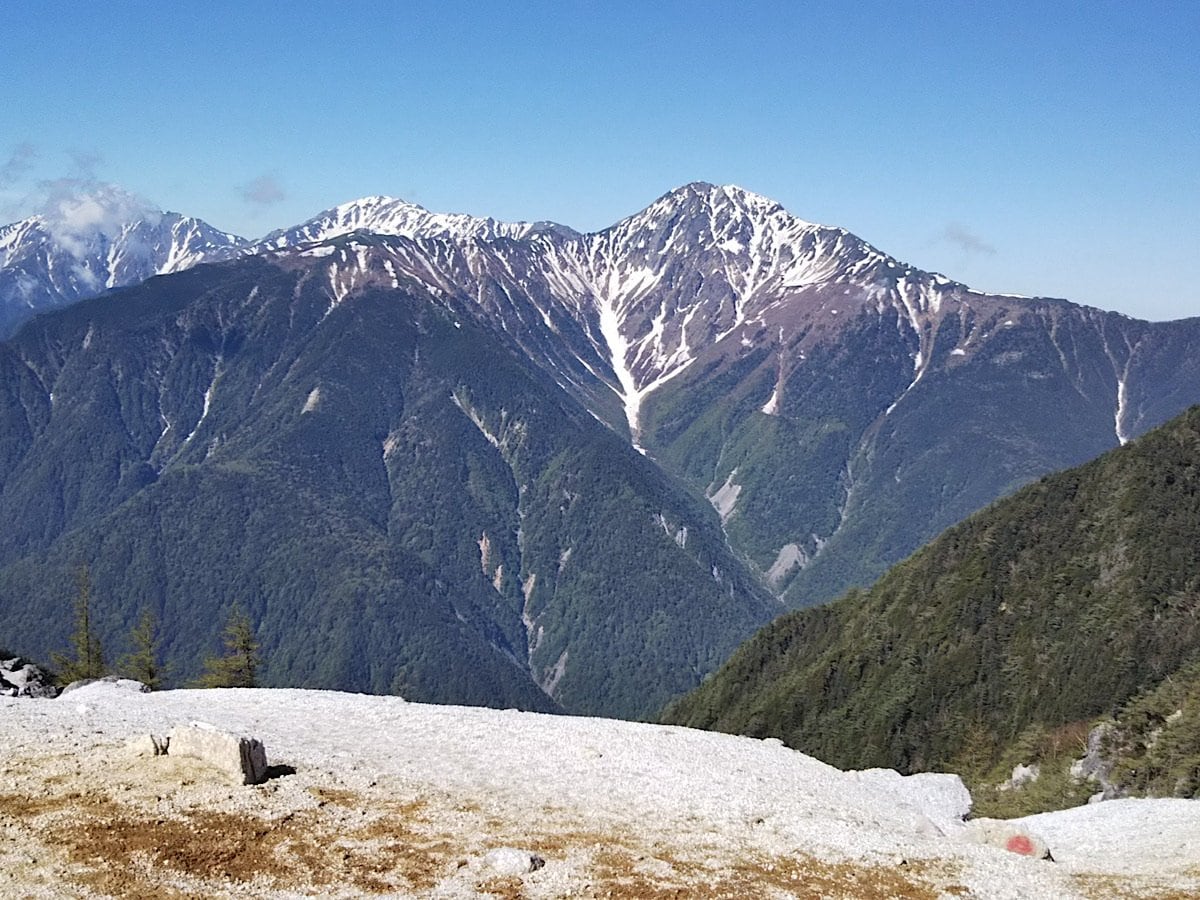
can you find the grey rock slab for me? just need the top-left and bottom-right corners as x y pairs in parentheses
(168, 722), (268, 785)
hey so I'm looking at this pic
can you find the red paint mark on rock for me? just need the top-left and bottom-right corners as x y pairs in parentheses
(1005, 834), (1036, 856)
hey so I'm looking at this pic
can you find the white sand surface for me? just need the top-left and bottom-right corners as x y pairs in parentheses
(1, 683), (1196, 898)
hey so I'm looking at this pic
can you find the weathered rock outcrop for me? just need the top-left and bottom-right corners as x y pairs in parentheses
(1071, 722), (1123, 802)
(0, 656), (57, 698)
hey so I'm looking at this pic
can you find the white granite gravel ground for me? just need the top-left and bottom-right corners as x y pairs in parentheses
(1, 684), (1196, 898)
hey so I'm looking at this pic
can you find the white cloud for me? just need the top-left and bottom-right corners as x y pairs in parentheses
(36, 180), (161, 258)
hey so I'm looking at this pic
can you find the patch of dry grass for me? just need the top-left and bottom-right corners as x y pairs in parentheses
(1072, 873), (1200, 900)
(581, 842), (959, 900)
(9, 745), (1187, 900)
(0, 767), (966, 899)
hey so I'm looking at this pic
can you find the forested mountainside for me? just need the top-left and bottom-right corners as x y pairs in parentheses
(664, 406), (1200, 777)
(0, 246), (775, 718)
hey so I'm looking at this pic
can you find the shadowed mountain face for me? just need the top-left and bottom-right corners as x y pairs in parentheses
(3, 182), (1200, 713)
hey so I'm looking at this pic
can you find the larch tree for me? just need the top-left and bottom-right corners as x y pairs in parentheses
(197, 606), (261, 688)
(118, 608), (169, 690)
(52, 565), (106, 684)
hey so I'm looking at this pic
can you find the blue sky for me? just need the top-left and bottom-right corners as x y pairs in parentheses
(2, 1), (1197, 319)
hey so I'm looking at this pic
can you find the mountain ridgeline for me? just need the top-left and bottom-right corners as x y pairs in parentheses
(663, 406), (1200, 774)
(3, 182), (1200, 717)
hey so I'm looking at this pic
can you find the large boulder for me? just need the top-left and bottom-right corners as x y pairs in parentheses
(168, 722), (269, 785)
(0, 656), (58, 698)
(59, 676), (151, 697)
(963, 818), (1054, 860)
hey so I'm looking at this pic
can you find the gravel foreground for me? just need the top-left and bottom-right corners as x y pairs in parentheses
(2, 683), (1197, 899)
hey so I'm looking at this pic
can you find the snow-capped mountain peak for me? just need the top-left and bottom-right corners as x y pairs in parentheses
(246, 182), (941, 446)
(645, 180), (815, 227)
(0, 184), (248, 337)
(594, 181), (897, 296)
(255, 195), (580, 252)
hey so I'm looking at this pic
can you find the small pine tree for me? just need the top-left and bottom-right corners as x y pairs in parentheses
(117, 608), (168, 690)
(52, 565), (106, 684)
(197, 606), (260, 688)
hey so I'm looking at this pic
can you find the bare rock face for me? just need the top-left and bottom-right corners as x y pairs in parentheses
(168, 722), (268, 785)
(1071, 722), (1123, 801)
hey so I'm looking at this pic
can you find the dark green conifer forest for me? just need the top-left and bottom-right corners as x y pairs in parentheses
(664, 406), (1200, 787)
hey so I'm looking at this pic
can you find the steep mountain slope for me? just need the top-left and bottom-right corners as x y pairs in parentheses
(254, 184), (1200, 611)
(0, 238), (776, 718)
(663, 405), (1200, 773)
(0, 185), (248, 338)
(578, 185), (1200, 606)
(8, 182), (1200, 615)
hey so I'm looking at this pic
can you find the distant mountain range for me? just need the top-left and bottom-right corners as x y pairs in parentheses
(2, 182), (1200, 715)
(0, 185), (247, 338)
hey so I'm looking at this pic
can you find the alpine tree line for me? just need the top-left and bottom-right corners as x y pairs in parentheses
(51, 564), (261, 689)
